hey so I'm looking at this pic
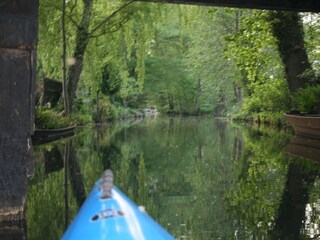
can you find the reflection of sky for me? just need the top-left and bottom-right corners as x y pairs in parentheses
(113, 189), (145, 239)
(305, 202), (320, 238)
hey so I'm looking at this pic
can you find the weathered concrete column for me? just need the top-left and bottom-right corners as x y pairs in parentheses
(0, 0), (38, 138)
(0, 0), (38, 235)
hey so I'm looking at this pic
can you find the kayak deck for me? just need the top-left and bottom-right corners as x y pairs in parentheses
(62, 170), (175, 240)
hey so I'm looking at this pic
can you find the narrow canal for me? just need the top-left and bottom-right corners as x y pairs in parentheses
(26, 116), (320, 239)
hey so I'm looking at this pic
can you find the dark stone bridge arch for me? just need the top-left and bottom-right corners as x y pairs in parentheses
(143, 0), (320, 12)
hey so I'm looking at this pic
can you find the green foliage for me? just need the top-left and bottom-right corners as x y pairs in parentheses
(38, 0), (159, 116)
(303, 13), (320, 76)
(35, 106), (91, 128)
(294, 84), (320, 112)
(114, 105), (144, 119)
(145, 38), (192, 113)
(101, 65), (121, 96)
(242, 76), (291, 113)
(35, 107), (73, 129)
(144, 5), (237, 115)
(93, 101), (111, 123)
(120, 77), (141, 108)
(184, 8), (239, 115)
(27, 171), (73, 240)
(226, 10), (291, 120)
(37, 2), (318, 122)
(226, 126), (290, 238)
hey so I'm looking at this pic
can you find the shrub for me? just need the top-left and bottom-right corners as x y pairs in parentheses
(35, 107), (72, 129)
(294, 84), (320, 112)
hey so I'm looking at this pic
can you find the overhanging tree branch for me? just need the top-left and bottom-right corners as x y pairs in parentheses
(90, 17), (131, 38)
(67, 14), (80, 28)
(88, 0), (136, 37)
(69, 0), (78, 15)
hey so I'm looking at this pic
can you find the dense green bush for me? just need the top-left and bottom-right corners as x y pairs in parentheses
(35, 107), (72, 129)
(35, 107), (91, 128)
(294, 84), (320, 112)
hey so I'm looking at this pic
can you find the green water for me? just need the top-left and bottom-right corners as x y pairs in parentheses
(27, 116), (320, 239)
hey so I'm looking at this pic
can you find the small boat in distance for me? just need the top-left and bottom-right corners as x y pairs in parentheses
(62, 170), (175, 240)
(284, 113), (320, 139)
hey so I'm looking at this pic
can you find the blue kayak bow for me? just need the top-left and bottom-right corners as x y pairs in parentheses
(62, 170), (175, 240)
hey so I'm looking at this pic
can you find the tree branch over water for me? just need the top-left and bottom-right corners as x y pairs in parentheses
(90, 16), (131, 38)
(88, 0), (136, 37)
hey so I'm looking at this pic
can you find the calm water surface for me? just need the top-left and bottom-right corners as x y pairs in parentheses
(26, 116), (320, 239)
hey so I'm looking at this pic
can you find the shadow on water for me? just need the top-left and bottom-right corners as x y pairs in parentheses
(270, 160), (320, 239)
(271, 134), (320, 240)
(66, 141), (86, 207)
(0, 137), (33, 240)
(224, 124), (320, 240)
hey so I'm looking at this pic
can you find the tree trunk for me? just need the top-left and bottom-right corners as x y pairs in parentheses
(194, 78), (201, 115)
(168, 94), (174, 114)
(268, 11), (314, 94)
(67, 0), (93, 111)
(194, 95), (199, 115)
(95, 91), (101, 123)
(233, 82), (242, 103)
(62, 0), (70, 115)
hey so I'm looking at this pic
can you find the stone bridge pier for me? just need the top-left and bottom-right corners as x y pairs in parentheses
(0, 0), (38, 237)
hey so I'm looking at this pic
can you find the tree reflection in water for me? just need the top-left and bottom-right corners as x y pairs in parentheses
(270, 161), (320, 239)
(25, 117), (320, 239)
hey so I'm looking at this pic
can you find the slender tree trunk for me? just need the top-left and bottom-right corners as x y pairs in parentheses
(233, 129), (243, 161)
(168, 94), (174, 114)
(194, 95), (199, 114)
(67, 0), (93, 111)
(65, 0), (135, 112)
(233, 82), (242, 103)
(234, 10), (244, 103)
(62, 0), (69, 115)
(194, 78), (201, 115)
(235, 10), (241, 33)
(96, 91), (100, 123)
(268, 11), (314, 94)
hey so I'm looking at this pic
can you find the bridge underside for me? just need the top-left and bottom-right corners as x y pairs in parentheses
(144, 0), (320, 12)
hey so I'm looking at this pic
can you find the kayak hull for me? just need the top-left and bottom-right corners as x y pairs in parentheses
(62, 181), (174, 240)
